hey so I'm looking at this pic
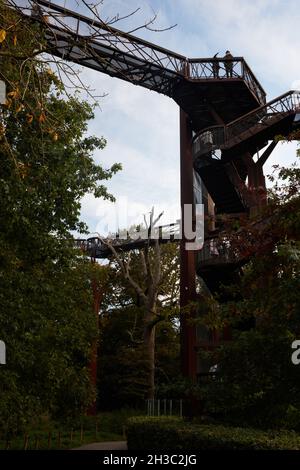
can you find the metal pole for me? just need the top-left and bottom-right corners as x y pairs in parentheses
(180, 108), (197, 381)
(0, 80), (6, 104)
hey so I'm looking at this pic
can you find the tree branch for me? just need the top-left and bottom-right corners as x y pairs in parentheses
(100, 238), (147, 304)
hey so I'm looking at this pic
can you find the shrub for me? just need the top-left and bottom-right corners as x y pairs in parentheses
(201, 330), (300, 429)
(126, 417), (300, 450)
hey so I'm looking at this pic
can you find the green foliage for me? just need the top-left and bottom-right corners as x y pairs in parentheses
(156, 378), (198, 400)
(0, 258), (102, 432)
(99, 306), (149, 409)
(155, 319), (181, 394)
(127, 417), (300, 450)
(0, 409), (141, 449)
(202, 330), (300, 428)
(99, 304), (180, 409)
(200, 154), (300, 429)
(99, 243), (180, 408)
(0, 2), (121, 430)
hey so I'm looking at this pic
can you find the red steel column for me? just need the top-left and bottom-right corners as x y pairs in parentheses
(180, 108), (197, 381)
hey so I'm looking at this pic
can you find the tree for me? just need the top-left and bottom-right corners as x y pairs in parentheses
(99, 298), (180, 409)
(0, 0), (120, 430)
(100, 218), (180, 401)
(200, 151), (300, 428)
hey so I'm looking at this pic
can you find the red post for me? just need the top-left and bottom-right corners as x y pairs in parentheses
(180, 108), (197, 381)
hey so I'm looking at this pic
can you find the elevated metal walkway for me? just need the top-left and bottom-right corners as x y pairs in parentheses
(193, 91), (300, 214)
(75, 222), (181, 259)
(9, 0), (266, 131)
(193, 90), (300, 158)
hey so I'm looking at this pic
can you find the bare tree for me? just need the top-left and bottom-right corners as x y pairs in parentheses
(101, 208), (172, 400)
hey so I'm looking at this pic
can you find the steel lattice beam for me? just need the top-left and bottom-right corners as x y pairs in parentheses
(7, 0), (266, 104)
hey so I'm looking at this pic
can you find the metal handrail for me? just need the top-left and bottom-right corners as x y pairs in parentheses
(227, 90), (300, 141)
(193, 90), (300, 157)
(8, 0), (266, 105)
(197, 236), (239, 266)
(75, 222), (181, 258)
(188, 57), (266, 105)
(228, 90), (300, 125)
(192, 126), (225, 158)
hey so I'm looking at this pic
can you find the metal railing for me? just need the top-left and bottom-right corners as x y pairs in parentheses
(146, 399), (183, 417)
(75, 222), (181, 258)
(8, 1), (266, 104)
(8, 0), (187, 73)
(226, 89), (300, 141)
(192, 126), (225, 159)
(189, 57), (266, 105)
(197, 236), (239, 267)
(193, 90), (300, 157)
(242, 61), (266, 106)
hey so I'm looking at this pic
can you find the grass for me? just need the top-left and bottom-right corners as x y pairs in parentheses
(0, 408), (143, 450)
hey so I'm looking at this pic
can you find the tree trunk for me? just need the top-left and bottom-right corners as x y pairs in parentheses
(143, 322), (156, 400)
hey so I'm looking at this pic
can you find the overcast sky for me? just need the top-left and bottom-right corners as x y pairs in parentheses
(44, 0), (300, 236)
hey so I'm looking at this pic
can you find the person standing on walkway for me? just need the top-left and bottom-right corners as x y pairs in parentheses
(212, 53), (220, 78)
(224, 50), (234, 78)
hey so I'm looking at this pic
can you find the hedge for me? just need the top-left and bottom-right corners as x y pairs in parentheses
(126, 417), (300, 450)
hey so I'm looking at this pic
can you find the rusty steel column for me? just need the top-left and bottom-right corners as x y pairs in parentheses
(180, 108), (197, 381)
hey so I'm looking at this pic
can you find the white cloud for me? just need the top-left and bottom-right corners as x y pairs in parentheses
(291, 80), (300, 92)
(73, 0), (300, 234)
(182, 0), (300, 91)
(78, 65), (181, 233)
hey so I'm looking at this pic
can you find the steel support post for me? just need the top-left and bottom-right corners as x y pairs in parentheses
(180, 108), (197, 380)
